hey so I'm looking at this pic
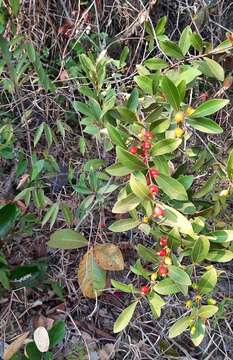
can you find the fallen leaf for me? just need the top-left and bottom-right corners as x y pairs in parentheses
(17, 174), (29, 189)
(3, 332), (29, 360)
(77, 248), (106, 299)
(93, 244), (124, 271)
(33, 315), (54, 330)
(59, 70), (69, 81)
(34, 327), (50, 353)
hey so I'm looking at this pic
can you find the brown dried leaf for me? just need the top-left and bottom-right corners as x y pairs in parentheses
(33, 315), (54, 330)
(16, 174), (29, 189)
(4, 332), (29, 360)
(77, 248), (106, 299)
(93, 244), (124, 271)
(59, 70), (69, 82)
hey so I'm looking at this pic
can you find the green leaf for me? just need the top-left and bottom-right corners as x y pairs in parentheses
(116, 106), (138, 124)
(49, 320), (65, 347)
(26, 43), (36, 63)
(48, 229), (88, 249)
(188, 117), (223, 134)
(155, 16), (167, 35)
(160, 40), (184, 59)
(199, 268), (217, 295)
(162, 204), (194, 235)
(156, 174), (188, 201)
(34, 122), (44, 147)
(127, 88), (139, 111)
(106, 163), (131, 177)
(144, 58), (168, 70)
(168, 265), (191, 286)
(190, 99), (229, 118)
(0, 269), (10, 289)
(190, 32), (203, 51)
(204, 58), (225, 82)
(193, 173), (218, 199)
(111, 279), (135, 293)
(179, 26), (192, 55)
(73, 101), (94, 117)
(130, 174), (150, 200)
(109, 219), (140, 232)
(137, 244), (159, 264)
(151, 138), (182, 156)
(107, 123), (125, 147)
(190, 319), (205, 346)
(153, 278), (180, 295)
(116, 146), (146, 171)
(207, 230), (233, 243)
(113, 301), (138, 333)
(42, 203), (59, 230)
(150, 118), (170, 134)
(161, 76), (180, 111)
(0, 203), (17, 239)
(191, 236), (210, 263)
(134, 75), (153, 94)
(206, 249), (233, 262)
(148, 292), (165, 318)
(9, 0), (20, 16)
(176, 68), (201, 85)
(112, 193), (141, 214)
(198, 305), (218, 319)
(31, 159), (44, 181)
(169, 316), (191, 338)
(227, 149), (233, 181)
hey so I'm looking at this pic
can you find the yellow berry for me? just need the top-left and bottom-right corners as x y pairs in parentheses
(175, 111), (185, 123)
(207, 298), (216, 305)
(195, 295), (202, 303)
(175, 128), (184, 137)
(143, 216), (149, 223)
(186, 106), (195, 116)
(151, 272), (158, 282)
(190, 325), (196, 335)
(219, 189), (228, 197)
(164, 256), (172, 265)
(192, 283), (198, 290)
(185, 300), (193, 308)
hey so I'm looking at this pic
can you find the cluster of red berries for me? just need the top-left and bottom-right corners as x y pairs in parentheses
(129, 130), (154, 161)
(157, 236), (170, 277)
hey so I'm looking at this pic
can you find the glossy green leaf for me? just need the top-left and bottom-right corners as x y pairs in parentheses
(42, 203), (59, 230)
(161, 76), (180, 111)
(107, 123), (125, 147)
(169, 316), (191, 338)
(31, 160), (44, 181)
(156, 174), (188, 201)
(155, 16), (167, 35)
(198, 305), (218, 319)
(190, 319), (205, 346)
(206, 249), (233, 262)
(117, 106), (138, 123)
(207, 230), (233, 243)
(144, 58), (168, 70)
(113, 301), (138, 333)
(190, 32), (203, 51)
(191, 236), (210, 263)
(116, 146), (146, 171)
(48, 229), (88, 249)
(162, 204), (194, 235)
(153, 278), (180, 295)
(112, 193), (141, 213)
(127, 89), (139, 111)
(134, 75), (153, 94)
(130, 174), (150, 200)
(109, 219), (140, 232)
(34, 122), (44, 147)
(190, 99), (229, 118)
(0, 203), (17, 239)
(151, 138), (182, 156)
(204, 58), (225, 81)
(148, 292), (165, 318)
(193, 173), (218, 199)
(150, 118), (170, 134)
(179, 26), (192, 55)
(106, 163), (131, 177)
(227, 149), (233, 181)
(188, 117), (223, 134)
(160, 40), (184, 60)
(49, 320), (65, 347)
(199, 268), (217, 295)
(168, 265), (191, 286)
(111, 279), (135, 293)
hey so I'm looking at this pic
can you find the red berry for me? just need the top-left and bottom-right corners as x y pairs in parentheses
(158, 264), (168, 277)
(140, 285), (150, 296)
(153, 206), (165, 218)
(144, 131), (153, 140)
(130, 146), (138, 154)
(149, 168), (159, 179)
(142, 141), (151, 150)
(141, 149), (148, 157)
(158, 249), (167, 257)
(150, 185), (159, 194)
(160, 236), (168, 247)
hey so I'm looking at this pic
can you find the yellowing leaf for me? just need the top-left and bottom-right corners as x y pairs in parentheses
(34, 326), (50, 353)
(3, 332), (29, 360)
(77, 249), (106, 299)
(93, 244), (124, 271)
